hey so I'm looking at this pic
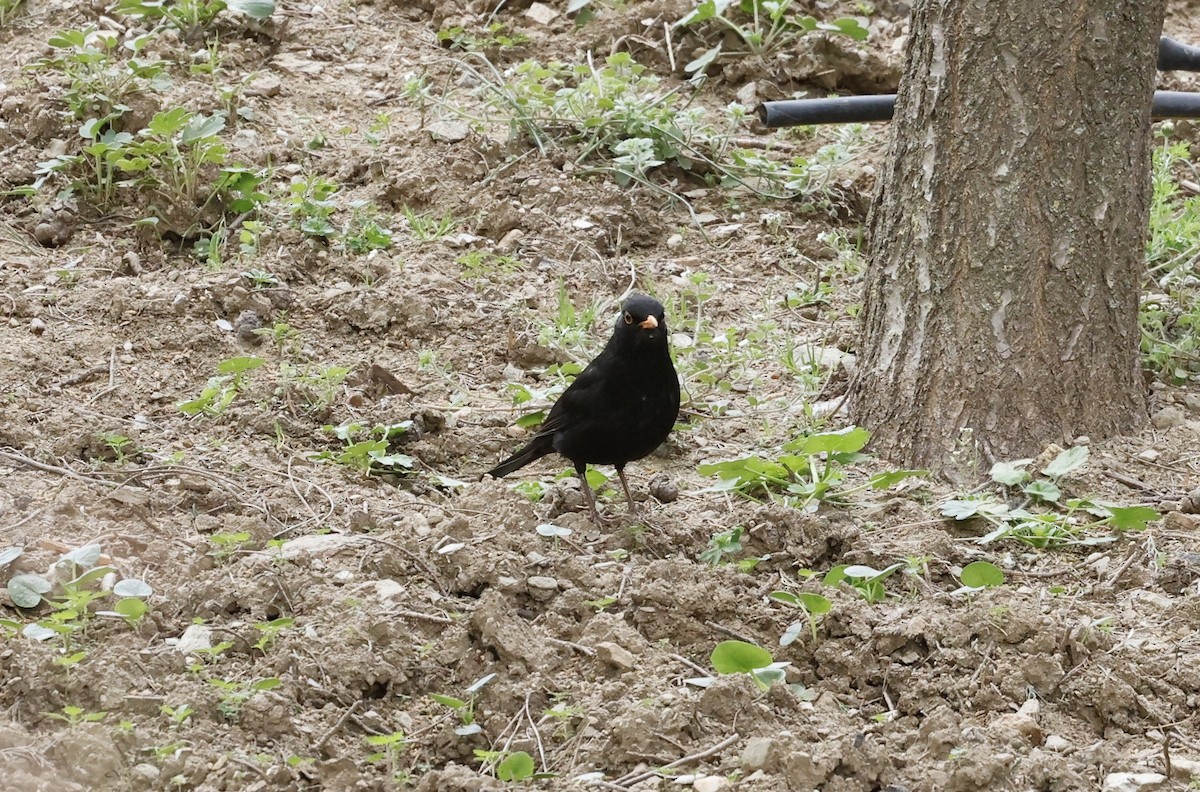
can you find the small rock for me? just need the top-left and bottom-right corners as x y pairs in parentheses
(497, 228), (524, 253)
(175, 624), (213, 655)
(1101, 772), (1167, 792)
(572, 217), (595, 230)
(736, 81), (758, 106)
(1136, 448), (1160, 462)
(594, 641), (635, 670)
(1169, 757), (1200, 781)
(244, 73), (281, 97)
(666, 233), (683, 248)
(29, 318), (46, 335)
(741, 737), (773, 772)
(525, 2), (558, 25)
(1044, 735), (1070, 752)
(427, 119), (469, 143)
(990, 712), (1042, 745)
(1179, 487), (1200, 514)
(693, 776), (728, 792)
(1165, 511), (1200, 529)
(131, 763), (160, 783)
(1183, 393), (1200, 414)
(1151, 406), (1187, 430)
(234, 310), (262, 344)
(649, 473), (679, 504)
(527, 576), (559, 601)
(374, 579), (404, 600)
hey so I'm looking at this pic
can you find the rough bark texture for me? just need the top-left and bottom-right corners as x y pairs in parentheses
(850, 0), (1165, 474)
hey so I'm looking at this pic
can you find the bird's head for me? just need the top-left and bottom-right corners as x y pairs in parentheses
(615, 294), (669, 350)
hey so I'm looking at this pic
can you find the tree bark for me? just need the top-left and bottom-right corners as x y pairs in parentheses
(849, 0), (1165, 475)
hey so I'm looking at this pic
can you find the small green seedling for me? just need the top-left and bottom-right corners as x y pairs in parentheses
(952, 561), (1006, 596)
(312, 421), (414, 475)
(430, 672), (495, 737)
(161, 703), (195, 727)
(208, 531), (253, 560)
(941, 446), (1160, 548)
(365, 731), (408, 781)
(699, 426), (926, 512)
(700, 526), (745, 566)
(253, 617), (294, 653)
(824, 563), (904, 603)
(208, 677), (280, 721)
(179, 357), (264, 417)
(770, 591), (831, 643)
(687, 640), (790, 690)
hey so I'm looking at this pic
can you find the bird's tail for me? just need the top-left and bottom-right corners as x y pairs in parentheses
(483, 437), (553, 479)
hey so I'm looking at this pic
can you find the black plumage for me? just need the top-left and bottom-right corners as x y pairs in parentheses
(486, 294), (680, 522)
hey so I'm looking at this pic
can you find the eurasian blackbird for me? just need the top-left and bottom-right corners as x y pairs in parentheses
(486, 294), (680, 523)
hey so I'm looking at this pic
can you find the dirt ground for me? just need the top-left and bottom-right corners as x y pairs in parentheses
(3, 0), (1200, 790)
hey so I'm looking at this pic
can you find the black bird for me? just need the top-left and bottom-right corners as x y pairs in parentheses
(486, 294), (680, 523)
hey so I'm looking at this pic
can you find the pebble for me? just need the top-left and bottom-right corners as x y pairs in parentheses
(527, 576), (559, 601)
(1151, 405), (1186, 430)
(175, 624), (213, 654)
(1044, 735), (1070, 752)
(741, 737), (773, 771)
(1101, 772), (1167, 792)
(693, 776), (728, 792)
(594, 641), (635, 670)
(649, 474), (679, 504)
(131, 764), (160, 783)
(525, 2), (558, 25)
(29, 318), (45, 335)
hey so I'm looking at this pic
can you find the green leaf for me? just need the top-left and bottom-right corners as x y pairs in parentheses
(515, 410), (545, 429)
(182, 113), (225, 144)
(1103, 505), (1159, 532)
(113, 597), (149, 620)
(960, 561), (1005, 589)
(60, 543), (103, 568)
(819, 17), (870, 41)
(226, 0), (275, 17)
(253, 677), (282, 691)
(1023, 479), (1061, 503)
(8, 574), (53, 608)
(822, 565), (848, 587)
(796, 593), (831, 614)
(769, 591), (800, 606)
(0, 547), (23, 567)
(684, 43), (722, 75)
(113, 579), (153, 597)
(217, 356), (265, 375)
(497, 751), (535, 782)
(989, 459), (1031, 486)
(784, 426), (870, 456)
(429, 694), (466, 709)
(710, 640), (772, 674)
(1042, 445), (1088, 479)
(869, 469), (927, 489)
(677, 0), (719, 26)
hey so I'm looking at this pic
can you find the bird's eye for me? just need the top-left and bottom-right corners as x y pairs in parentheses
(623, 311), (633, 324)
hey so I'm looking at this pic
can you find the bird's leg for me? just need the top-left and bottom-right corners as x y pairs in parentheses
(577, 465), (604, 525)
(616, 466), (639, 515)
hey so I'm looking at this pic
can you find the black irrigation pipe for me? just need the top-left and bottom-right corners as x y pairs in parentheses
(758, 36), (1200, 128)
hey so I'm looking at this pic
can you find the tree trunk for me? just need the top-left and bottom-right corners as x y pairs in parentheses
(849, 0), (1165, 475)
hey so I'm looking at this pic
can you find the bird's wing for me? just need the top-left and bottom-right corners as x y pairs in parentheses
(531, 351), (611, 437)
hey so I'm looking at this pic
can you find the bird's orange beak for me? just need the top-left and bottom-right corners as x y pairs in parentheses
(638, 315), (658, 330)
